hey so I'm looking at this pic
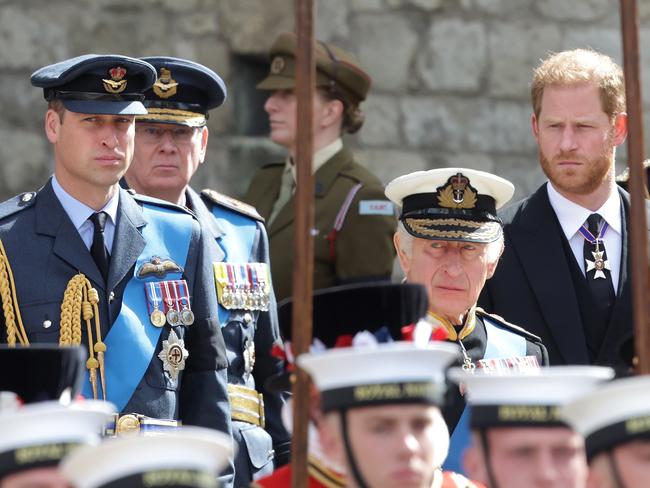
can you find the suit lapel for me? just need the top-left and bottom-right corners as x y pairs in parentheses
(507, 184), (590, 363)
(107, 189), (146, 291)
(35, 181), (106, 288)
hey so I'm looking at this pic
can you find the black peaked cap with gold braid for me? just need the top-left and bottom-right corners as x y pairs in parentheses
(138, 56), (226, 127)
(31, 54), (156, 115)
(385, 167), (515, 243)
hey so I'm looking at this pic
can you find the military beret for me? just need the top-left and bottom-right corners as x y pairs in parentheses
(298, 342), (459, 412)
(386, 167), (515, 243)
(31, 54), (156, 115)
(61, 427), (232, 488)
(257, 32), (371, 105)
(137, 56), (227, 127)
(0, 345), (86, 405)
(449, 366), (613, 430)
(561, 375), (650, 461)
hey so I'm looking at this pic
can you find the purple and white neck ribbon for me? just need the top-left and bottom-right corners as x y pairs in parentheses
(578, 219), (609, 247)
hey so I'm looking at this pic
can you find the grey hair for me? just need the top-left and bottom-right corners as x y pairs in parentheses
(395, 221), (504, 264)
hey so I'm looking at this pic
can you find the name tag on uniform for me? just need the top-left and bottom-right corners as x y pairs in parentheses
(359, 200), (394, 216)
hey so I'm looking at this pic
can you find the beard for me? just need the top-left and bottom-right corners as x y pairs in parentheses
(539, 137), (615, 196)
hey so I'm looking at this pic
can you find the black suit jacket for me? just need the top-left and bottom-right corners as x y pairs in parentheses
(479, 183), (650, 368)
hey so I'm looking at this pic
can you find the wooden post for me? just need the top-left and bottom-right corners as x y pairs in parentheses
(620, 0), (650, 373)
(291, 0), (315, 486)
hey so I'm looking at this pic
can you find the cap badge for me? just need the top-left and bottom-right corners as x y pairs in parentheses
(152, 67), (179, 99)
(270, 56), (285, 75)
(437, 173), (477, 209)
(158, 329), (189, 380)
(102, 66), (127, 94)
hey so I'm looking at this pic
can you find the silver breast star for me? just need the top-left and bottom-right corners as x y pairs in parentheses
(585, 250), (610, 280)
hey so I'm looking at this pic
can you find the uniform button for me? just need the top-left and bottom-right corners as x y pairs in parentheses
(43, 320), (52, 329)
(21, 193), (34, 203)
(243, 312), (253, 324)
(109, 291), (115, 303)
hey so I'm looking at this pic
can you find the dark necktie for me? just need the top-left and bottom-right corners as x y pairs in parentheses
(89, 212), (110, 282)
(583, 213), (615, 322)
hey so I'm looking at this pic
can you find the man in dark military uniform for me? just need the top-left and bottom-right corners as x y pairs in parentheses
(123, 57), (289, 485)
(562, 375), (650, 488)
(450, 366), (612, 488)
(244, 32), (396, 302)
(0, 54), (232, 456)
(385, 167), (549, 473)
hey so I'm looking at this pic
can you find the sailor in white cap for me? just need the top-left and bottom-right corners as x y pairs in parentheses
(386, 167), (550, 472)
(298, 342), (483, 488)
(0, 400), (115, 488)
(560, 374), (650, 488)
(61, 426), (232, 488)
(449, 366), (614, 488)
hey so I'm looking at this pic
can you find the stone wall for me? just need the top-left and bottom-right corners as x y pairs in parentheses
(0, 0), (648, 202)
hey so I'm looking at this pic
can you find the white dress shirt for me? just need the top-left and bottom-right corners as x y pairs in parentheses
(547, 182), (621, 293)
(51, 175), (118, 254)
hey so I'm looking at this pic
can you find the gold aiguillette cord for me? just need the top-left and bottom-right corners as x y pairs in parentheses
(60, 273), (107, 400)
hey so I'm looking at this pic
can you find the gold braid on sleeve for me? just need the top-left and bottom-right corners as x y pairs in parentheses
(0, 239), (29, 346)
(59, 273), (106, 400)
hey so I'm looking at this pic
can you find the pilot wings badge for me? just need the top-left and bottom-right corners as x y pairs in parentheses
(137, 256), (184, 279)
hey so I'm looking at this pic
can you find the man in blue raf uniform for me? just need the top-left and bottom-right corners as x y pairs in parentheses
(123, 56), (290, 485)
(386, 167), (549, 474)
(0, 54), (232, 451)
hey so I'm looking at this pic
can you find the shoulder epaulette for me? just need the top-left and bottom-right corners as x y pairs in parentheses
(0, 192), (37, 221)
(130, 193), (195, 217)
(200, 189), (264, 222)
(476, 307), (543, 343)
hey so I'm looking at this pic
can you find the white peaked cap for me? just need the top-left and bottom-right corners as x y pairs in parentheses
(61, 426), (233, 488)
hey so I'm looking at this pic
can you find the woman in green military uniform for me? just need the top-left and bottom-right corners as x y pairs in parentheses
(244, 32), (396, 302)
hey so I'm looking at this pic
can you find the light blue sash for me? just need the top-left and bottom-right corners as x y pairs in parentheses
(443, 317), (528, 474)
(82, 204), (193, 411)
(209, 206), (257, 325)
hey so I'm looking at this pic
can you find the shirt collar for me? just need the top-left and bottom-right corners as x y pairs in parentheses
(287, 138), (343, 180)
(546, 181), (621, 240)
(51, 175), (119, 230)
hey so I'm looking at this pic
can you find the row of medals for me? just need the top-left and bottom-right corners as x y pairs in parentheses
(151, 304), (194, 328)
(221, 286), (270, 311)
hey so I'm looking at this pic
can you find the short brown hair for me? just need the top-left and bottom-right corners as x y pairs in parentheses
(48, 99), (66, 123)
(531, 49), (625, 121)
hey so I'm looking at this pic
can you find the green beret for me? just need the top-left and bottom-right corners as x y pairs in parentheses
(257, 32), (371, 105)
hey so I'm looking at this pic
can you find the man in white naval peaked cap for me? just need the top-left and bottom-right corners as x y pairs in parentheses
(449, 365), (614, 488)
(386, 167), (550, 472)
(561, 374), (650, 488)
